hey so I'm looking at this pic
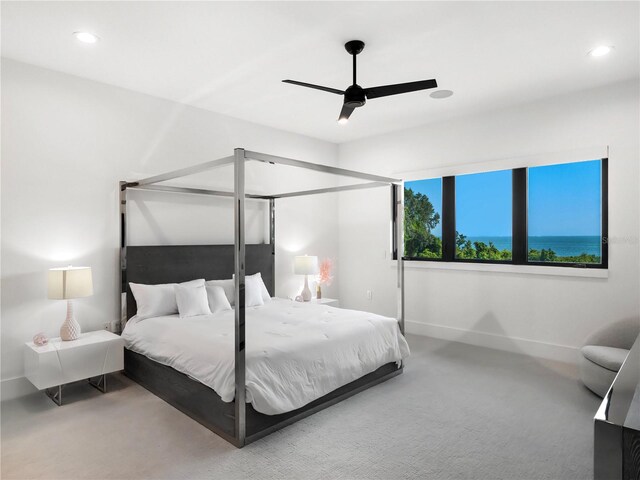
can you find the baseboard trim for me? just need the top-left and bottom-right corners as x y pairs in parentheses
(406, 320), (580, 365)
(1, 376), (37, 401)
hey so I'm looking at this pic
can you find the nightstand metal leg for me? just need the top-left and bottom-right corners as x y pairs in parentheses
(88, 374), (107, 393)
(46, 385), (62, 406)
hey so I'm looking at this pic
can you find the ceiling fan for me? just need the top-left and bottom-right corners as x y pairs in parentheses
(283, 40), (438, 124)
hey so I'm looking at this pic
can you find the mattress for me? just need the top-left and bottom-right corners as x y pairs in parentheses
(121, 298), (410, 415)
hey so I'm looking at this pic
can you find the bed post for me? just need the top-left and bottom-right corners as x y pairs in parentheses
(269, 198), (276, 296)
(119, 181), (128, 333)
(393, 184), (405, 335)
(234, 148), (247, 447)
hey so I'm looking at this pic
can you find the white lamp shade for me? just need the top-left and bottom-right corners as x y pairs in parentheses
(48, 266), (93, 300)
(294, 255), (319, 275)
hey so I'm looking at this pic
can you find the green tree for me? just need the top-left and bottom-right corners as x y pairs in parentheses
(404, 187), (441, 258)
(529, 248), (599, 264)
(540, 249), (557, 262)
(488, 242), (500, 258)
(456, 238), (511, 260)
(462, 240), (475, 258)
(456, 232), (468, 251)
(474, 241), (489, 259)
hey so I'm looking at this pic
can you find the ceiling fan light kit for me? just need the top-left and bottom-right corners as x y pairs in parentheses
(283, 40), (438, 123)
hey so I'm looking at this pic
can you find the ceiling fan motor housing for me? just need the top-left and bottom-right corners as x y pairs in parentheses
(344, 85), (366, 107)
(344, 40), (365, 55)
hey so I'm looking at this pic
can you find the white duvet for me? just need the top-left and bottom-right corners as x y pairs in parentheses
(122, 298), (410, 415)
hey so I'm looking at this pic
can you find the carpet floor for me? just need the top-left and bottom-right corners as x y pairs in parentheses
(1, 335), (601, 480)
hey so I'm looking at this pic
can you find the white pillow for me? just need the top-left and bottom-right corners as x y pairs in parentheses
(130, 279), (204, 320)
(205, 285), (232, 314)
(232, 272), (271, 303)
(245, 276), (264, 307)
(205, 279), (235, 305)
(175, 283), (212, 318)
(205, 276), (267, 307)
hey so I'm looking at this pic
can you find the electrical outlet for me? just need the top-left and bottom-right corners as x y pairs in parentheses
(103, 321), (120, 333)
(366, 290), (373, 301)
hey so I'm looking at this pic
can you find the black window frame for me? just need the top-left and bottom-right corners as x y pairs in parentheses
(397, 158), (608, 269)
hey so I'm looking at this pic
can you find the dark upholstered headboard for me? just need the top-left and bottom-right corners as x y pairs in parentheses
(124, 244), (274, 320)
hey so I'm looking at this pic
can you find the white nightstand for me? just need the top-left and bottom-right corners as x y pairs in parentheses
(311, 297), (339, 308)
(24, 330), (124, 406)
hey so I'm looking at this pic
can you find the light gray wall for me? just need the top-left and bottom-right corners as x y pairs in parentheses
(3, 57), (637, 401)
(1, 59), (340, 392)
(338, 79), (640, 363)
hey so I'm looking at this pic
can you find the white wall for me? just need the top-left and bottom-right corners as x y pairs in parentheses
(1, 59), (340, 396)
(338, 79), (640, 363)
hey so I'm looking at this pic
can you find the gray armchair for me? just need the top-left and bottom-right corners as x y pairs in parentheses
(579, 318), (640, 397)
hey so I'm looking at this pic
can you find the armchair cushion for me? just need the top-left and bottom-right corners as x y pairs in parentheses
(581, 345), (629, 372)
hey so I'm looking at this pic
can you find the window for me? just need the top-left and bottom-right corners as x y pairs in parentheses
(528, 160), (603, 265)
(400, 158), (607, 269)
(455, 170), (512, 261)
(404, 178), (442, 259)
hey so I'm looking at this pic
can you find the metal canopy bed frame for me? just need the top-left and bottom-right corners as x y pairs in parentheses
(119, 148), (405, 447)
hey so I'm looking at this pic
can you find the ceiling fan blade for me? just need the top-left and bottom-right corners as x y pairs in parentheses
(282, 80), (344, 95)
(364, 79), (438, 99)
(338, 104), (355, 123)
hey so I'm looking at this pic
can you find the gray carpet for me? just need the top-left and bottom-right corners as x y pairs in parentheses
(1, 335), (600, 480)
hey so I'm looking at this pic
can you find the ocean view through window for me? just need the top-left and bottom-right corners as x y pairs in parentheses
(402, 157), (607, 269)
(528, 160), (603, 264)
(455, 169), (512, 261)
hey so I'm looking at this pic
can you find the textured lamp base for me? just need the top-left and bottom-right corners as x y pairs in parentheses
(60, 300), (81, 341)
(301, 275), (312, 302)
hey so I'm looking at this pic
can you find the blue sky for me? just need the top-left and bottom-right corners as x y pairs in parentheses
(528, 159), (601, 236)
(405, 159), (601, 238)
(456, 169), (512, 236)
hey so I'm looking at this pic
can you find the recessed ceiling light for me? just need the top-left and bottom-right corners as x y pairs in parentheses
(430, 90), (454, 99)
(73, 32), (100, 44)
(589, 45), (612, 57)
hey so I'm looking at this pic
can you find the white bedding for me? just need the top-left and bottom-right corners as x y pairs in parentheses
(122, 298), (410, 415)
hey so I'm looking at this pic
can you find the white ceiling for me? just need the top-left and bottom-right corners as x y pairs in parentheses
(2, 1), (639, 144)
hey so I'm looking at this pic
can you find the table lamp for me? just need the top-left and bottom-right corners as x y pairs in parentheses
(48, 266), (93, 341)
(294, 255), (318, 302)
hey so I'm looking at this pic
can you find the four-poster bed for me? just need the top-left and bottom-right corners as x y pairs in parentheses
(119, 148), (406, 447)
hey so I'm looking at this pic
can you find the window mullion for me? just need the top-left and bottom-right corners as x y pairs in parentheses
(442, 176), (456, 261)
(512, 168), (527, 264)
